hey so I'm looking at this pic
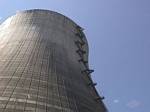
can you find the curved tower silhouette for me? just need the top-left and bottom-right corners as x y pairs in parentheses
(0, 9), (107, 112)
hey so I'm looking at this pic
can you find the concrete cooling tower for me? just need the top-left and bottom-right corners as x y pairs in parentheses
(0, 9), (107, 112)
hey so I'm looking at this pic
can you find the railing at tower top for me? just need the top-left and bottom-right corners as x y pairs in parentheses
(74, 25), (105, 104)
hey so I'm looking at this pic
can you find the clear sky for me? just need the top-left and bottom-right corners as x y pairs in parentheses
(0, 0), (149, 112)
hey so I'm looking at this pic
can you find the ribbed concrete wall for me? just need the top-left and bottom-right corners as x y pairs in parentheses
(0, 9), (107, 112)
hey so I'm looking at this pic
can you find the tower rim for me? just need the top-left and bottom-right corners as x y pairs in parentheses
(17, 9), (78, 27)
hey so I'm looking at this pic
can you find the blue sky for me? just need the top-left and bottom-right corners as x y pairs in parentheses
(0, 0), (149, 112)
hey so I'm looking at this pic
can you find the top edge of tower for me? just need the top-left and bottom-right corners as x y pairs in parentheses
(16, 9), (79, 27)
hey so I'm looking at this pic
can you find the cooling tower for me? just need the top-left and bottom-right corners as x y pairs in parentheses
(0, 9), (107, 112)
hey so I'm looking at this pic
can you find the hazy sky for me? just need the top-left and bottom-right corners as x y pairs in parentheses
(0, 0), (149, 112)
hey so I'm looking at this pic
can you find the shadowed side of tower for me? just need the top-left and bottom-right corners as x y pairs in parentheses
(0, 9), (107, 112)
